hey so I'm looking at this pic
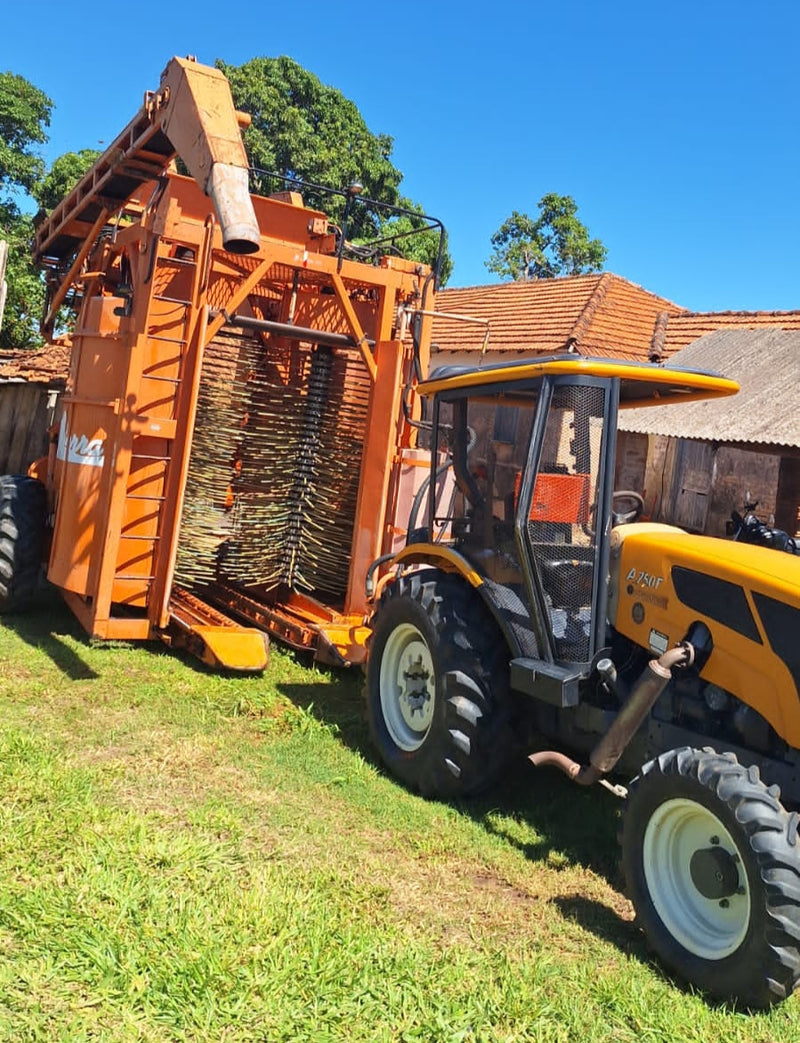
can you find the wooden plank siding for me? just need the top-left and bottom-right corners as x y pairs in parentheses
(775, 456), (800, 537)
(615, 430), (795, 540)
(0, 382), (57, 474)
(670, 440), (714, 533)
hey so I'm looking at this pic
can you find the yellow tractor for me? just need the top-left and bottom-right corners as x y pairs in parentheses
(364, 355), (800, 1009)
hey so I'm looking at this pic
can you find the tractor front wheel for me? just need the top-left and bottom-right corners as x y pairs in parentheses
(0, 474), (46, 614)
(621, 746), (800, 1008)
(365, 569), (514, 799)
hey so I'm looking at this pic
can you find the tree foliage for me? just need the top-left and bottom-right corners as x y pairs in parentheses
(1, 213), (45, 349)
(486, 193), (607, 281)
(216, 56), (450, 282)
(0, 72), (51, 206)
(0, 71), (53, 348)
(33, 148), (99, 212)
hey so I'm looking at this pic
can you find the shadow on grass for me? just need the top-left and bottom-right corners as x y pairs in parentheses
(1, 588), (100, 680)
(278, 676), (373, 760)
(1, 586), (258, 685)
(277, 669), (643, 960)
(466, 756), (624, 882)
(254, 669), (745, 1008)
(552, 893), (649, 962)
(279, 672), (620, 867)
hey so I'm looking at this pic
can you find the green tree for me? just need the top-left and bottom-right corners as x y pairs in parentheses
(486, 193), (607, 281)
(0, 70), (53, 348)
(1, 213), (46, 348)
(33, 148), (99, 212)
(216, 56), (450, 282)
(0, 72), (51, 203)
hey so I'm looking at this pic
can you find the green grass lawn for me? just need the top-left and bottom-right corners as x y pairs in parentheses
(0, 592), (797, 1041)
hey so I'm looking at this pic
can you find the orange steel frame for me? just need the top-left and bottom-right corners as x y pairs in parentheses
(44, 173), (432, 666)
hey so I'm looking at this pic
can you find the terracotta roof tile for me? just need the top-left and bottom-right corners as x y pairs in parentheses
(652, 310), (800, 359)
(0, 341), (70, 385)
(432, 273), (685, 362)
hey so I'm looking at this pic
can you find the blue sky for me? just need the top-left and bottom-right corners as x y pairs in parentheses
(4, 0), (798, 311)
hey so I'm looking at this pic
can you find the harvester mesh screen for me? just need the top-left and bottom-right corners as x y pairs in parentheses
(174, 328), (370, 601)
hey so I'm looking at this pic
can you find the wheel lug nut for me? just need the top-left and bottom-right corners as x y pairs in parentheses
(719, 898), (730, 908)
(710, 835), (720, 845)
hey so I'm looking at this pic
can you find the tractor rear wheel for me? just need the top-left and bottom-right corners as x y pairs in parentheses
(0, 474), (47, 614)
(621, 746), (800, 1008)
(365, 569), (515, 798)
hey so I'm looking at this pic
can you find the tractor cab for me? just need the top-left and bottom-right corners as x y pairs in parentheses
(396, 356), (739, 698)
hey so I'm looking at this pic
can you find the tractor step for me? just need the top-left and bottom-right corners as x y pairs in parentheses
(509, 657), (584, 707)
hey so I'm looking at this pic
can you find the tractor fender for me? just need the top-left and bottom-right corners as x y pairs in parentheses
(388, 543), (532, 659)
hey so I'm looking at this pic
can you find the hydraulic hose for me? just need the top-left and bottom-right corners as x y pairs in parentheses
(365, 553), (398, 600)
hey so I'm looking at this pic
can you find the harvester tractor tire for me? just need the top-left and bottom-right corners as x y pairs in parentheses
(620, 746), (800, 1008)
(0, 474), (47, 614)
(365, 568), (514, 799)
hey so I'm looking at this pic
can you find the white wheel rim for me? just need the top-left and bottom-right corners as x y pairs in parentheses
(643, 797), (751, 960)
(379, 622), (436, 751)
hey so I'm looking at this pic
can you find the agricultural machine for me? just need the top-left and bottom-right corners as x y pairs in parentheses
(1, 55), (800, 1009)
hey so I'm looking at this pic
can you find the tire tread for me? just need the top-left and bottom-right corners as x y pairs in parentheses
(0, 474), (46, 614)
(622, 745), (800, 1008)
(365, 569), (514, 798)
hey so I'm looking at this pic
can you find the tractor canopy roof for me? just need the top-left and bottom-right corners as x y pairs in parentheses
(419, 354), (739, 408)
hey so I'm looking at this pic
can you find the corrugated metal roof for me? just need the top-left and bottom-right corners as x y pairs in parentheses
(619, 329), (800, 448)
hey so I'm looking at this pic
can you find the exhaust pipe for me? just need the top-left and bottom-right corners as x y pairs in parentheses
(529, 643), (694, 787)
(207, 163), (260, 254)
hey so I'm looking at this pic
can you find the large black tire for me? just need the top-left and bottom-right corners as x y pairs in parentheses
(620, 746), (800, 1008)
(0, 474), (47, 614)
(365, 569), (515, 799)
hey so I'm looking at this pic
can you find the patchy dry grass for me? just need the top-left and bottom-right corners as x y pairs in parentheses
(0, 592), (798, 1041)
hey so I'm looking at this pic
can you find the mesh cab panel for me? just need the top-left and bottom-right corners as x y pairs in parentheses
(527, 385), (606, 662)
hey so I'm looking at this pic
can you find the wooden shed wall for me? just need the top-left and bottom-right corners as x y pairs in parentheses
(708, 446), (781, 536)
(615, 430), (797, 538)
(0, 382), (56, 474)
(776, 458), (800, 537)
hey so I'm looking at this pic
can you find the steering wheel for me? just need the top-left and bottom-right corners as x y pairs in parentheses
(611, 490), (645, 526)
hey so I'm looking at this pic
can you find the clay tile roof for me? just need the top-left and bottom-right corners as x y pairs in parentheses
(432, 273), (685, 362)
(0, 341), (71, 385)
(651, 309), (800, 360)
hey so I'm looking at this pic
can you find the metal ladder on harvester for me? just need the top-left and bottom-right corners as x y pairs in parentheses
(114, 234), (269, 669)
(30, 57), (269, 670)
